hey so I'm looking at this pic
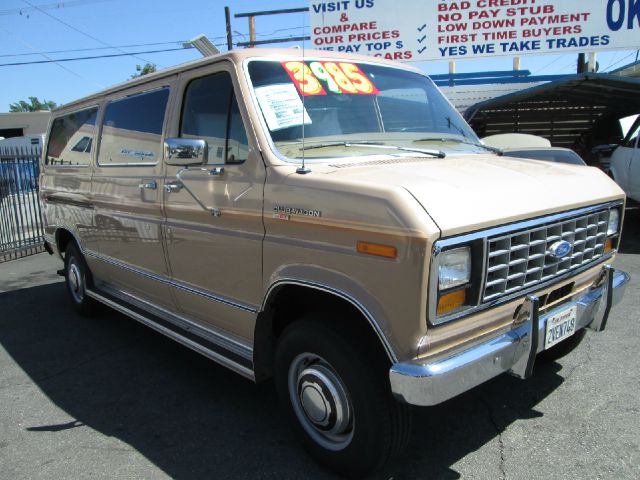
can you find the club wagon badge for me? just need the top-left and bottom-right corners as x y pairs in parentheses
(273, 206), (322, 220)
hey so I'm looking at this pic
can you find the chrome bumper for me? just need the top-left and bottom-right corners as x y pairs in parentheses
(390, 265), (630, 407)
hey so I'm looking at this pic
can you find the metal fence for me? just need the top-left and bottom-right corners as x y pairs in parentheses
(0, 145), (45, 263)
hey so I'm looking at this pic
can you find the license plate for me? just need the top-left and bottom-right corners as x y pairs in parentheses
(544, 306), (577, 350)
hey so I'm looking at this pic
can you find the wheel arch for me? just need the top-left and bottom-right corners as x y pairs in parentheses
(55, 227), (82, 257)
(253, 279), (398, 382)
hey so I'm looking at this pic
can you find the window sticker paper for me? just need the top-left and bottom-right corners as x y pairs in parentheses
(255, 84), (313, 132)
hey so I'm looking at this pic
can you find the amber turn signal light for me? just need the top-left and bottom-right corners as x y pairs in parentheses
(356, 241), (397, 259)
(604, 238), (614, 253)
(437, 288), (466, 315)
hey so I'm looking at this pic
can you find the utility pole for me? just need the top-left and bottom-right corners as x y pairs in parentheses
(233, 7), (310, 47)
(249, 15), (256, 45)
(225, 6), (233, 51)
(577, 53), (586, 73)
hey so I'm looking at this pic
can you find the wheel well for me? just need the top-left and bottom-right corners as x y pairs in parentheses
(253, 284), (392, 382)
(55, 229), (75, 255)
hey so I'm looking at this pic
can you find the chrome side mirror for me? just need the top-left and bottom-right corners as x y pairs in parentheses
(164, 138), (207, 166)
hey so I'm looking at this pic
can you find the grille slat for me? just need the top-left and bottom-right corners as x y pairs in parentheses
(482, 209), (610, 302)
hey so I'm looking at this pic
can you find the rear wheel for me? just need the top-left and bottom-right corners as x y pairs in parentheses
(274, 316), (411, 478)
(64, 242), (99, 316)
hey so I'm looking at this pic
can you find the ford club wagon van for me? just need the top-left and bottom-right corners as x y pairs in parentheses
(40, 48), (630, 477)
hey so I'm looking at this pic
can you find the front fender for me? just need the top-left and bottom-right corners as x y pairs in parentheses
(263, 264), (400, 363)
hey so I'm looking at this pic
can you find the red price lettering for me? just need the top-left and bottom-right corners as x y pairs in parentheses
(281, 61), (379, 96)
(339, 63), (380, 94)
(282, 61), (326, 96)
(309, 62), (342, 94)
(323, 62), (358, 94)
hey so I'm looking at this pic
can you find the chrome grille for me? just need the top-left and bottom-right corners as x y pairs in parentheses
(483, 209), (610, 302)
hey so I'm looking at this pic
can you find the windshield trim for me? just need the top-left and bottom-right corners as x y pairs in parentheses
(242, 56), (464, 165)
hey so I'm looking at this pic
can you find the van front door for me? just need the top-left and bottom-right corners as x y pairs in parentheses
(163, 66), (265, 341)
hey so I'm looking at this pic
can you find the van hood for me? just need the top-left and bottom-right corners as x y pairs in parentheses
(325, 154), (624, 236)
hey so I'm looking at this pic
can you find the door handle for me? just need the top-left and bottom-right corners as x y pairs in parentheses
(164, 181), (183, 193)
(138, 181), (157, 190)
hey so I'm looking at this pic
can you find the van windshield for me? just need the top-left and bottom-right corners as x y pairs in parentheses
(247, 59), (480, 160)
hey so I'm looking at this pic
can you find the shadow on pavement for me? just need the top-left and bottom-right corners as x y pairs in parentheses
(1, 282), (566, 479)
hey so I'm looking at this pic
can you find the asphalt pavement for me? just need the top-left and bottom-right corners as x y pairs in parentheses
(0, 209), (638, 480)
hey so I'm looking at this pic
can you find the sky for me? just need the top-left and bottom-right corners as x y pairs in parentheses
(0, 0), (638, 113)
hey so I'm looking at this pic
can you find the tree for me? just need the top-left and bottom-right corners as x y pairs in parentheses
(131, 63), (157, 78)
(9, 96), (57, 112)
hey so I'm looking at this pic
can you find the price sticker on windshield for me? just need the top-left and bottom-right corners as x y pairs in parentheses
(282, 61), (379, 97)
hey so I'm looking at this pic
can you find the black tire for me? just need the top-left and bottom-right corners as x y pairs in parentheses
(274, 316), (412, 478)
(64, 242), (99, 316)
(537, 328), (587, 363)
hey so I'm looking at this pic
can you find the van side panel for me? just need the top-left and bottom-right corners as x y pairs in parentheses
(89, 82), (176, 310)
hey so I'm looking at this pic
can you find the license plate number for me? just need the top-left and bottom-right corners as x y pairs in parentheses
(545, 306), (577, 350)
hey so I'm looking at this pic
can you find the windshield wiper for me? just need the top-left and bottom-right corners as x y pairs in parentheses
(299, 141), (384, 151)
(300, 141), (445, 158)
(414, 137), (503, 155)
(393, 146), (446, 158)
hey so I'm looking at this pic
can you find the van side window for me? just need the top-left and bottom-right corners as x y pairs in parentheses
(99, 88), (169, 166)
(46, 106), (98, 166)
(180, 72), (248, 164)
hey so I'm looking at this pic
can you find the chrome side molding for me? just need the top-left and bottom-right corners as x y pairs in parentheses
(86, 287), (255, 380)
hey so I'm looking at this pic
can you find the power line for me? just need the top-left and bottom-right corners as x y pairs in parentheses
(0, 0), (115, 16)
(533, 55), (564, 75)
(603, 51), (637, 72)
(256, 26), (307, 38)
(0, 24), (104, 88)
(0, 40), (190, 58)
(0, 46), (193, 67)
(21, 0), (156, 66)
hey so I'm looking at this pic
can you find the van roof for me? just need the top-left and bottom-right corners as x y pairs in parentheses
(57, 48), (421, 113)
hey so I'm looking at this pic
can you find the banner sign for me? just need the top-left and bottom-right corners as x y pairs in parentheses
(310, 0), (640, 62)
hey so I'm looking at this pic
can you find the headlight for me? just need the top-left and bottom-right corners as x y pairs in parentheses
(607, 209), (620, 236)
(438, 247), (471, 290)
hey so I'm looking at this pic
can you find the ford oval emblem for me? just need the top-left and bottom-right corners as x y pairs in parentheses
(548, 240), (572, 259)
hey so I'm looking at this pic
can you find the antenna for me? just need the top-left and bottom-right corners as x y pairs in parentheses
(296, 14), (311, 174)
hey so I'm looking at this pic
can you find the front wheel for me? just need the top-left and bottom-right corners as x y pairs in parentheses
(64, 242), (99, 316)
(274, 317), (411, 478)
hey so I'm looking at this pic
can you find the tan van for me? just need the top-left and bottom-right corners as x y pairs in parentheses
(40, 48), (629, 477)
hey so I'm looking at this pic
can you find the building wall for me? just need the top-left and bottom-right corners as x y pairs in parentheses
(0, 112), (51, 139)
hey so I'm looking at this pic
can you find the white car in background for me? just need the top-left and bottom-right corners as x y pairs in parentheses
(609, 116), (640, 203)
(482, 133), (586, 165)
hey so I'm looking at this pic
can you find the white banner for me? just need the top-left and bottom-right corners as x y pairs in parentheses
(310, 0), (640, 62)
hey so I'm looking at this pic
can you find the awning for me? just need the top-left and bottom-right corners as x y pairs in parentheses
(464, 74), (640, 149)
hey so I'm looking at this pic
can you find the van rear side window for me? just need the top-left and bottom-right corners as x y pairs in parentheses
(46, 107), (98, 166)
(99, 88), (169, 166)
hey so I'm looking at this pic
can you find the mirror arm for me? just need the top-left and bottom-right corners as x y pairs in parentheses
(175, 168), (222, 217)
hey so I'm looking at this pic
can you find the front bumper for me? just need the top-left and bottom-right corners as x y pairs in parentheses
(390, 265), (630, 407)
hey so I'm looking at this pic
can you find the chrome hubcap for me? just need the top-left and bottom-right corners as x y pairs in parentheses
(289, 353), (353, 451)
(68, 261), (84, 303)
